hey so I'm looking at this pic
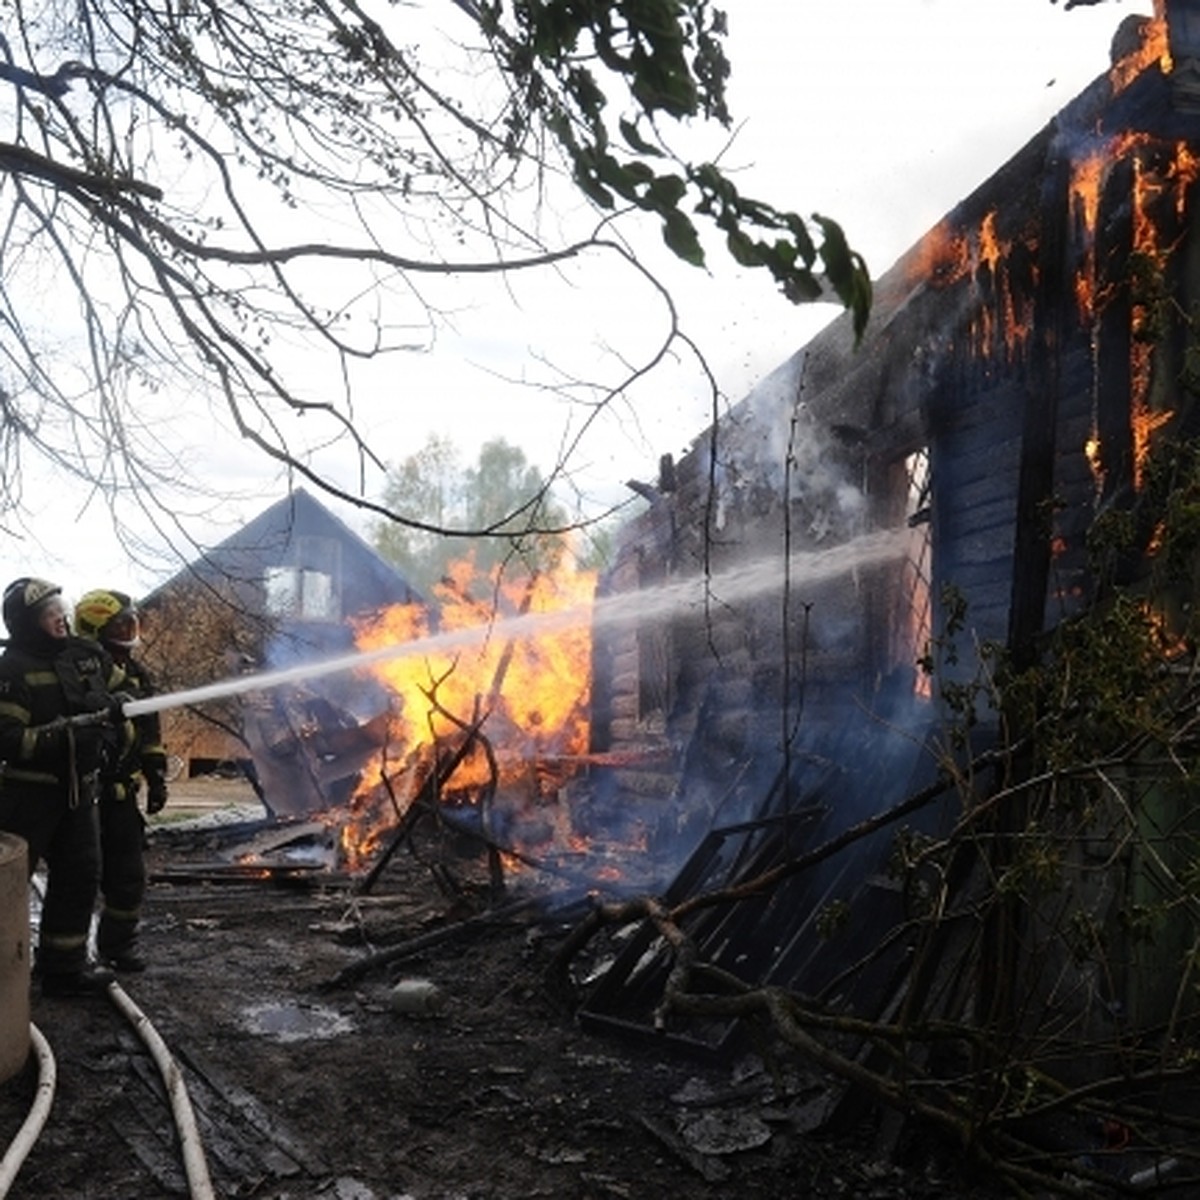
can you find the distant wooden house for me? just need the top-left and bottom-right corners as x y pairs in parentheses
(583, 9), (1200, 1055)
(140, 488), (420, 812)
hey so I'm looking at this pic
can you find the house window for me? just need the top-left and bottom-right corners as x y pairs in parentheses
(264, 566), (338, 621)
(897, 448), (933, 696)
(263, 534), (343, 621)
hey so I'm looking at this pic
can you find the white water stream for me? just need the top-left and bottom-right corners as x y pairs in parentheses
(123, 526), (914, 719)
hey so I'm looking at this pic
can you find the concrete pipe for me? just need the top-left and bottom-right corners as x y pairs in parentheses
(0, 832), (30, 1084)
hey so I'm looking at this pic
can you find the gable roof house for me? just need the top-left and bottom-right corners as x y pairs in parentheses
(582, 7), (1200, 1108)
(140, 488), (421, 814)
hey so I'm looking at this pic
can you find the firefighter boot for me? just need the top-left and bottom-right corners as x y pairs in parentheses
(103, 943), (147, 973)
(40, 962), (116, 998)
(98, 910), (147, 972)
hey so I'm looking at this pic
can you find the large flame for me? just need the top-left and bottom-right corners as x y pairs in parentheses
(1109, 10), (1169, 95)
(912, 221), (972, 289)
(1069, 132), (1200, 493)
(914, 210), (1032, 360)
(1126, 140), (1200, 486)
(1070, 149), (1106, 322)
(340, 556), (596, 867)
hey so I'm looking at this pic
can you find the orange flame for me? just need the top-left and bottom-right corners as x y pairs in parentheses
(1071, 149), (1106, 321)
(915, 211), (1031, 360)
(1071, 132), (1200, 491)
(1132, 398), (1174, 488)
(340, 556), (596, 867)
(1085, 433), (1104, 496)
(911, 221), (971, 289)
(1140, 597), (1190, 660)
(1124, 137), (1197, 486)
(1109, 13), (1169, 94)
(1171, 143), (1200, 216)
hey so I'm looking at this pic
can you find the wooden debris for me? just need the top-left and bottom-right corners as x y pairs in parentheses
(635, 1113), (731, 1183)
(149, 861), (338, 886)
(231, 820), (331, 858)
(321, 896), (536, 990)
(109, 1027), (328, 1195)
(177, 1046), (330, 1178)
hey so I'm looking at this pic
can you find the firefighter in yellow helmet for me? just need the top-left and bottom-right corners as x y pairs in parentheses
(0, 576), (125, 996)
(74, 588), (169, 973)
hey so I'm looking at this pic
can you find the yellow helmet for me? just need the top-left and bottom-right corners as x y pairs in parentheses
(74, 588), (140, 648)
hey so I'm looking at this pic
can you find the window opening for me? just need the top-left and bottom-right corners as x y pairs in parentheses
(264, 566), (337, 621)
(899, 448), (933, 697)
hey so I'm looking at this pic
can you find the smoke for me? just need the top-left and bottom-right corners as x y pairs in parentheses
(708, 352), (870, 551)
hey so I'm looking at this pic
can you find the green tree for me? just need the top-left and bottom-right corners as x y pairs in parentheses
(373, 435), (462, 590)
(571, 511), (618, 573)
(373, 435), (572, 593)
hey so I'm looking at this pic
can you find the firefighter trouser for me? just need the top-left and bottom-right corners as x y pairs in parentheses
(0, 783), (101, 975)
(98, 785), (147, 958)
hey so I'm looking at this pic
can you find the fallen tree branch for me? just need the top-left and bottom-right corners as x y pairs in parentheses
(356, 716), (488, 894)
(320, 897), (535, 990)
(543, 765), (966, 993)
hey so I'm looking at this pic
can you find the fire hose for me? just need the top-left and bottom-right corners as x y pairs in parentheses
(104, 980), (215, 1200)
(0, 1024), (55, 1197)
(0, 988), (214, 1200)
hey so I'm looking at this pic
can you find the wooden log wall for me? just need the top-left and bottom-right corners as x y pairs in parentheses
(595, 53), (1200, 829)
(585, 28), (1200, 1052)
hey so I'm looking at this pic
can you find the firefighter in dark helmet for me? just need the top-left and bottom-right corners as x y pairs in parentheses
(0, 576), (125, 996)
(74, 588), (169, 973)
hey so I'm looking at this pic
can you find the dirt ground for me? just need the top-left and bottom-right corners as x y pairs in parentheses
(0, 781), (1003, 1200)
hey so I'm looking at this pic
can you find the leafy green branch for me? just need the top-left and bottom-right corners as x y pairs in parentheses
(478, 0), (872, 336)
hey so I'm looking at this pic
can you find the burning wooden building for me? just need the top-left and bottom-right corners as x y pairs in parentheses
(576, 0), (1200, 1121)
(597, 9), (1200, 795)
(130, 11), (1200, 1188)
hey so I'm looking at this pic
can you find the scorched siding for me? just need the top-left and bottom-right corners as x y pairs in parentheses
(595, 30), (1200, 816)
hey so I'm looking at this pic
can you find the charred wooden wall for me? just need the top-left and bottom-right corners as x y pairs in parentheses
(594, 47), (1200, 837)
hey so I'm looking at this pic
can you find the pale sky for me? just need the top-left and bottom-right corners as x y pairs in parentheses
(0, 0), (1157, 599)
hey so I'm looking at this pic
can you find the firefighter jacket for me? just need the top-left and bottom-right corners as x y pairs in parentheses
(103, 655), (167, 801)
(0, 636), (123, 798)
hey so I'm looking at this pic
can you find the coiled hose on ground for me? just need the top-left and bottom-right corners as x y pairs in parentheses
(0, 1023), (55, 1197)
(0, 983), (214, 1200)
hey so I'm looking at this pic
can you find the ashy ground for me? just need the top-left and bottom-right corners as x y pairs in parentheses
(0, 780), (999, 1199)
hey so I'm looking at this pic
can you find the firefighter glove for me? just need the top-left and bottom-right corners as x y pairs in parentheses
(146, 778), (168, 815)
(107, 692), (133, 724)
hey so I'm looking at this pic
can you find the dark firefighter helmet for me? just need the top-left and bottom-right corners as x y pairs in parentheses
(2, 576), (64, 639)
(74, 588), (140, 648)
